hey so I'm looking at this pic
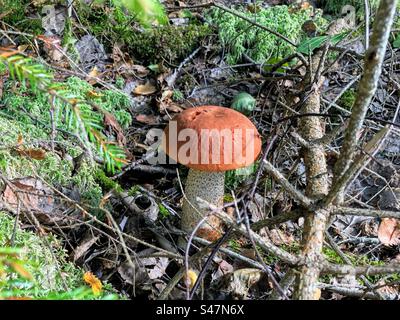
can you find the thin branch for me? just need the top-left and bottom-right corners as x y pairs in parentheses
(262, 159), (313, 207)
(332, 0), (398, 203)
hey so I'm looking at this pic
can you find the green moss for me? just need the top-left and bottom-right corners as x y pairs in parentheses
(228, 239), (241, 252)
(127, 24), (211, 63)
(76, 3), (211, 63)
(128, 185), (141, 196)
(172, 89), (184, 102)
(95, 169), (123, 193)
(207, 5), (328, 64)
(2, 76), (132, 131)
(0, 0), (43, 35)
(158, 203), (170, 218)
(0, 213), (120, 299)
(225, 163), (257, 190)
(338, 89), (356, 111)
(323, 247), (346, 264)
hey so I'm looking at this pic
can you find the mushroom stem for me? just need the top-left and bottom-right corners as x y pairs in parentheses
(181, 169), (225, 240)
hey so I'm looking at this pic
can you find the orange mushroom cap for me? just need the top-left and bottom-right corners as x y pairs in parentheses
(162, 106), (262, 171)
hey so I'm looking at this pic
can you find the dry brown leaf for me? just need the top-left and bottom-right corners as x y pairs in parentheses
(16, 148), (47, 160)
(1, 177), (54, 212)
(157, 89), (183, 114)
(17, 134), (23, 146)
(134, 82), (157, 95)
(136, 114), (160, 125)
(86, 90), (104, 98)
(130, 65), (150, 77)
(36, 35), (63, 62)
(87, 66), (101, 84)
(0, 46), (20, 58)
(378, 218), (400, 246)
(72, 235), (100, 262)
(103, 112), (126, 146)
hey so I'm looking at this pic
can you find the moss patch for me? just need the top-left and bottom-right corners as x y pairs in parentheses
(0, 0), (43, 35)
(207, 5), (328, 64)
(76, 3), (211, 64)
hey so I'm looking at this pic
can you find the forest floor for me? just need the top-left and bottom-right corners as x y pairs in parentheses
(0, 0), (400, 300)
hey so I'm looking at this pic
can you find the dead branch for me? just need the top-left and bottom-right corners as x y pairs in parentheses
(331, 0), (398, 204)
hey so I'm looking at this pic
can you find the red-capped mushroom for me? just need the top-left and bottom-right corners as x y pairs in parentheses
(162, 106), (261, 241)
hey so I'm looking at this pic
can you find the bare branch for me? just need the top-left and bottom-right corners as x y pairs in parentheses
(263, 159), (313, 207)
(332, 0), (398, 203)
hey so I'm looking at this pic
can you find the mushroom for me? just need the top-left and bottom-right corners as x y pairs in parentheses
(162, 106), (261, 241)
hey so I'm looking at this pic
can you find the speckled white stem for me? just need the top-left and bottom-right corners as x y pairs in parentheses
(181, 169), (225, 234)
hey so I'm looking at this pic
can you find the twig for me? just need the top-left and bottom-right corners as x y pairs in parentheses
(262, 160), (313, 208)
(196, 197), (300, 266)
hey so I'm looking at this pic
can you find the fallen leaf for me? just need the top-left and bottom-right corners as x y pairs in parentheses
(72, 235), (100, 262)
(86, 90), (104, 99)
(16, 148), (47, 160)
(183, 269), (198, 289)
(0, 177), (75, 226)
(157, 89), (183, 113)
(103, 112), (126, 146)
(134, 82), (157, 95)
(136, 114), (160, 125)
(36, 35), (63, 61)
(17, 134), (23, 146)
(140, 257), (169, 280)
(83, 271), (102, 295)
(1, 177), (54, 214)
(130, 65), (150, 77)
(0, 46), (20, 58)
(378, 218), (400, 246)
(87, 66), (101, 84)
(117, 260), (148, 286)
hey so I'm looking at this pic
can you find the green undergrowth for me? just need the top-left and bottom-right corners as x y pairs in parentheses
(0, 0), (43, 35)
(206, 5), (328, 64)
(0, 75), (132, 207)
(0, 213), (119, 299)
(76, 3), (211, 64)
(338, 88), (356, 111)
(2, 76), (132, 130)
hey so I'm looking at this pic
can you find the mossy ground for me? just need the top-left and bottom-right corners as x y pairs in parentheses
(0, 0), (43, 35)
(76, 3), (212, 64)
(206, 5), (328, 64)
(0, 75), (132, 207)
(0, 212), (120, 299)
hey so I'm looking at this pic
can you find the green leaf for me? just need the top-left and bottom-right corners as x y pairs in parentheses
(297, 36), (328, 55)
(393, 36), (400, 48)
(122, 0), (167, 27)
(297, 32), (350, 55)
